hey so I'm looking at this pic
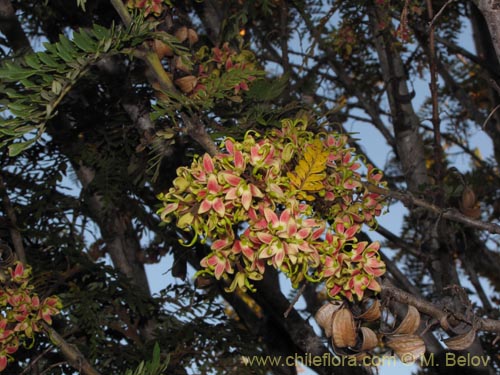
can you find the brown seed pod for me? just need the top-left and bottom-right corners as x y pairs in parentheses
(153, 39), (173, 59)
(331, 308), (357, 348)
(314, 301), (343, 338)
(174, 75), (197, 93)
(386, 334), (426, 363)
(460, 186), (481, 218)
(175, 26), (188, 43)
(462, 205), (481, 219)
(356, 299), (381, 322)
(173, 56), (191, 73)
(391, 305), (420, 335)
(443, 327), (476, 350)
(187, 28), (199, 45)
(359, 327), (378, 351)
(461, 186), (477, 210)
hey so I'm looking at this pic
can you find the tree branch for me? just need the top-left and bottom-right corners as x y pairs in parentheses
(382, 279), (500, 334)
(0, 174), (27, 263)
(367, 183), (500, 234)
(0, 0), (32, 55)
(42, 323), (101, 375)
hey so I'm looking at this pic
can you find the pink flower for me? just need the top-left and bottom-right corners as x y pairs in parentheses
(198, 196), (225, 216)
(200, 253), (233, 279)
(10, 262), (26, 282)
(0, 354), (7, 372)
(234, 81), (249, 94)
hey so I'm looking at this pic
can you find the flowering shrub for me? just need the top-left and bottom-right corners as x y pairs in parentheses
(158, 117), (386, 301)
(0, 262), (62, 372)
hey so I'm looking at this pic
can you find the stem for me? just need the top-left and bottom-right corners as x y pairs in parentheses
(109, 0), (132, 27)
(284, 283), (306, 318)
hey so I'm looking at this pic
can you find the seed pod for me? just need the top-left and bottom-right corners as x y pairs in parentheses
(356, 299), (381, 322)
(460, 186), (481, 218)
(173, 56), (191, 73)
(391, 305), (420, 335)
(386, 334), (426, 363)
(153, 39), (173, 59)
(175, 26), (188, 43)
(359, 327), (378, 351)
(314, 301), (343, 337)
(443, 328), (476, 350)
(331, 308), (357, 348)
(187, 28), (199, 45)
(174, 75), (197, 93)
(461, 186), (477, 210)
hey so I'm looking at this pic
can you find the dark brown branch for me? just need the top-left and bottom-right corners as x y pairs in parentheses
(0, 174), (27, 263)
(180, 113), (218, 156)
(382, 279), (500, 334)
(428, 0), (457, 29)
(426, 0), (445, 199)
(367, 184), (500, 234)
(0, 0), (32, 54)
(42, 323), (101, 375)
(472, 0), (500, 64)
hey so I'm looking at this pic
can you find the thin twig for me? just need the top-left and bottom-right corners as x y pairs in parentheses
(482, 104), (500, 129)
(428, 0), (456, 30)
(366, 183), (500, 234)
(0, 174), (26, 263)
(426, 0), (445, 204)
(284, 283), (306, 318)
(20, 346), (55, 375)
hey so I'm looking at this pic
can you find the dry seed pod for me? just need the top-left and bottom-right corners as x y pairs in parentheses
(462, 205), (481, 219)
(332, 308), (357, 348)
(153, 39), (173, 59)
(386, 334), (426, 363)
(187, 28), (199, 45)
(356, 299), (381, 322)
(443, 328), (476, 350)
(460, 186), (481, 218)
(173, 56), (191, 73)
(359, 327), (378, 351)
(175, 26), (188, 42)
(392, 305), (420, 335)
(461, 186), (477, 210)
(314, 301), (343, 338)
(174, 75), (197, 93)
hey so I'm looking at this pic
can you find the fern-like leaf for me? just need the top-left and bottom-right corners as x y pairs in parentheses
(286, 139), (328, 201)
(0, 20), (184, 156)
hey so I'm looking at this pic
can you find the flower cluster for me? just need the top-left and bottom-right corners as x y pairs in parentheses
(190, 43), (259, 103)
(0, 262), (62, 372)
(126, 0), (164, 16)
(158, 117), (386, 301)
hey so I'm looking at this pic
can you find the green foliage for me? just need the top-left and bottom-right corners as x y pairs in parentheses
(124, 343), (169, 375)
(0, 20), (157, 156)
